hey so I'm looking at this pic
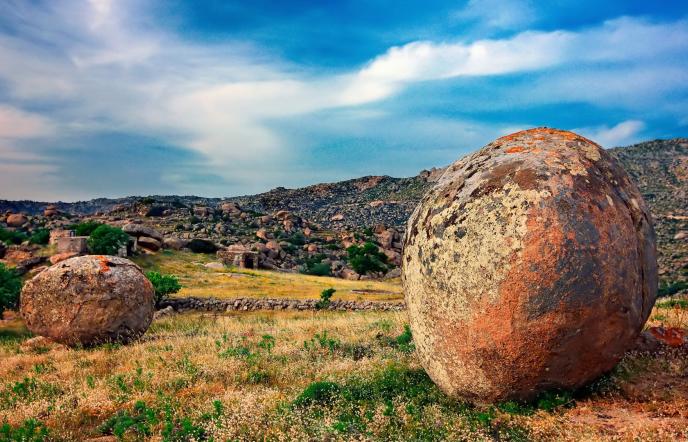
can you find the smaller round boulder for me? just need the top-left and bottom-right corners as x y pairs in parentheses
(6, 214), (28, 227)
(21, 255), (155, 346)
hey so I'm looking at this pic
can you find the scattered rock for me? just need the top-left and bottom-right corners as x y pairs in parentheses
(6, 214), (28, 227)
(43, 205), (59, 217)
(20, 255), (155, 346)
(330, 213), (345, 222)
(163, 237), (189, 250)
(20, 336), (68, 353)
(50, 252), (78, 265)
(674, 231), (687, 240)
(340, 268), (360, 280)
(122, 223), (163, 241)
(647, 326), (687, 347)
(204, 261), (225, 270)
(153, 306), (175, 320)
(137, 236), (161, 252)
(403, 128), (658, 402)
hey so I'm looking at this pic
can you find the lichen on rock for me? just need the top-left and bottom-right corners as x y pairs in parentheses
(403, 127), (658, 402)
(20, 255), (155, 346)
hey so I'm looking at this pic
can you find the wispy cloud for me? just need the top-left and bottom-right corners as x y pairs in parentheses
(575, 120), (646, 147)
(0, 0), (686, 199)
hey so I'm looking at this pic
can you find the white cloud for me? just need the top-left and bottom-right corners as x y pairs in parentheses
(575, 120), (646, 147)
(0, 0), (685, 199)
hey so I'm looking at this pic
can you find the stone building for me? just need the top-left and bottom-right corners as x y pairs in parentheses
(217, 244), (259, 269)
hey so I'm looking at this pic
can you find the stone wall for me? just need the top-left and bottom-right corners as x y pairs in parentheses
(160, 296), (405, 313)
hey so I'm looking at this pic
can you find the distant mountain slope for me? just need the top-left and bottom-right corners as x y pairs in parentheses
(609, 139), (688, 287)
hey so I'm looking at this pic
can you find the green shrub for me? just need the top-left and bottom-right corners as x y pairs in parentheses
(346, 242), (388, 275)
(658, 281), (688, 297)
(29, 228), (50, 245)
(87, 225), (129, 255)
(70, 220), (103, 236)
(0, 418), (49, 441)
(0, 264), (22, 315)
(286, 232), (306, 246)
(301, 254), (331, 276)
(146, 272), (181, 306)
(293, 381), (341, 407)
(0, 228), (28, 245)
(315, 288), (336, 310)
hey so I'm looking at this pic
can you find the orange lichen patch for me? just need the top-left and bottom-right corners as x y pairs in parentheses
(495, 127), (600, 147)
(648, 327), (687, 347)
(505, 146), (526, 153)
(96, 255), (110, 273)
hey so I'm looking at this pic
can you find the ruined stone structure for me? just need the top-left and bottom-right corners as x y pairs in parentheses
(56, 236), (88, 254)
(403, 128), (657, 402)
(217, 245), (259, 269)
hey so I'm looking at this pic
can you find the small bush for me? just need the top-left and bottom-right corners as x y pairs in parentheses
(0, 263), (22, 315)
(146, 272), (181, 306)
(301, 254), (331, 276)
(0, 227), (28, 245)
(29, 228), (50, 245)
(87, 225), (129, 255)
(315, 288), (336, 309)
(70, 220), (103, 236)
(346, 242), (388, 275)
(293, 381), (341, 407)
(658, 281), (688, 297)
(0, 418), (49, 441)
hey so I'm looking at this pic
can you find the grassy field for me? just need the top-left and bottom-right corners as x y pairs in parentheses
(0, 305), (686, 441)
(132, 251), (403, 302)
(0, 251), (686, 440)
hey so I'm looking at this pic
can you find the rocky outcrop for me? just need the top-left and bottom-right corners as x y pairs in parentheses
(404, 128), (658, 403)
(20, 255), (155, 346)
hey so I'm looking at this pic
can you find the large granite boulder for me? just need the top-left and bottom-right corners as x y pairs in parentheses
(21, 255), (155, 346)
(122, 223), (163, 241)
(403, 128), (657, 403)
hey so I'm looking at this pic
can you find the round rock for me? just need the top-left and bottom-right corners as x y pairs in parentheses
(403, 128), (657, 402)
(21, 255), (155, 346)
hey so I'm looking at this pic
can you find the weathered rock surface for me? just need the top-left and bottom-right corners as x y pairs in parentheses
(20, 255), (155, 346)
(403, 128), (658, 403)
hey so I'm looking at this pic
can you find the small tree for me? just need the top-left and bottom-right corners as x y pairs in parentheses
(0, 264), (22, 315)
(315, 288), (336, 310)
(29, 228), (50, 245)
(346, 242), (388, 275)
(301, 254), (331, 277)
(87, 225), (129, 255)
(71, 220), (103, 237)
(146, 271), (181, 306)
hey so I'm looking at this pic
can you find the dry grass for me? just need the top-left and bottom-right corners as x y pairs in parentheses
(0, 305), (686, 441)
(132, 250), (403, 302)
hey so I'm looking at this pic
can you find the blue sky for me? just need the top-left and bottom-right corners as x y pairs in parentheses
(0, 0), (686, 201)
